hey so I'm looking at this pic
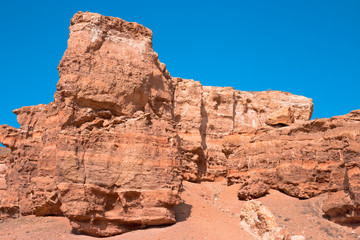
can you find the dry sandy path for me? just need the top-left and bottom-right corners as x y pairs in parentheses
(1, 181), (359, 240)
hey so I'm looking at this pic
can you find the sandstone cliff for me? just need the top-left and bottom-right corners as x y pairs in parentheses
(0, 11), (358, 237)
(225, 110), (360, 223)
(174, 78), (313, 182)
(0, 12), (181, 236)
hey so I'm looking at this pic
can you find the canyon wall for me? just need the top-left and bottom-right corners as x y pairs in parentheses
(0, 11), (358, 236)
(224, 110), (360, 223)
(0, 12), (181, 237)
(173, 78), (313, 182)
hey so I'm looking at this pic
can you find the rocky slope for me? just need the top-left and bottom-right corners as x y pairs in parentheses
(0, 11), (359, 237)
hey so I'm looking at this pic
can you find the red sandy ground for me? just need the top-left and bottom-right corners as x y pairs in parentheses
(1, 181), (359, 240)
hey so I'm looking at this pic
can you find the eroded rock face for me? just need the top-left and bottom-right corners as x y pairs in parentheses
(0, 147), (10, 155)
(0, 12), (181, 237)
(322, 190), (357, 223)
(0, 147), (18, 219)
(0, 10), (354, 236)
(173, 79), (313, 182)
(225, 110), (360, 222)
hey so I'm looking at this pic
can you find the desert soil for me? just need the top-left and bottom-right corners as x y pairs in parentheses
(1, 181), (359, 240)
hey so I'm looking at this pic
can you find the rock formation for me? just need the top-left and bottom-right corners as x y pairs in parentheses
(174, 80), (313, 182)
(0, 147), (16, 220)
(224, 110), (360, 223)
(0, 11), (358, 236)
(0, 147), (9, 155)
(0, 12), (181, 237)
(240, 200), (305, 240)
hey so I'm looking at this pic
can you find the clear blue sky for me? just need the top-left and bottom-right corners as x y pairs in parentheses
(1, 1), (359, 129)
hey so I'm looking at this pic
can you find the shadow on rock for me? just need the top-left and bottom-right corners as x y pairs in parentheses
(174, 203), (192, 222)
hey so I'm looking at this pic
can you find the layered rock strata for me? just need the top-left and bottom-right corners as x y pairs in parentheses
(0, 11), (357, 236)
(173, 78), (313, 182)
(0, 12), (182, 236)
(0, 147), (18, 219)
(224, 110), (360, 222)
(0, 12), (313, 236)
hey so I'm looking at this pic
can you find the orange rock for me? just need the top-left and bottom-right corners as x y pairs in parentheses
(1, 10), (355, 236)
(226, 110), (360, 223)
(265, 105), (294, 126)
(173, 80), (313, 182)
(0, 12), (181, 237)
(322, 191), (356, 223)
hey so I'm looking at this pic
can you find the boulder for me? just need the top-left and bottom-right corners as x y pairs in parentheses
(265, 106), (294, 126)
(240, 200), (304, 240)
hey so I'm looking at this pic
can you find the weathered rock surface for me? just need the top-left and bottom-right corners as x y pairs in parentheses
(240, 200), (305, 240)
(0, 147), (10, 155)
(173, 79), (313, 182)
(0, 10), (357, 237)
(0, 12), (181, 237)
(225, 110), (360, 222)
(0, 147), (18, 220)
(322, 190), (357, 223)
